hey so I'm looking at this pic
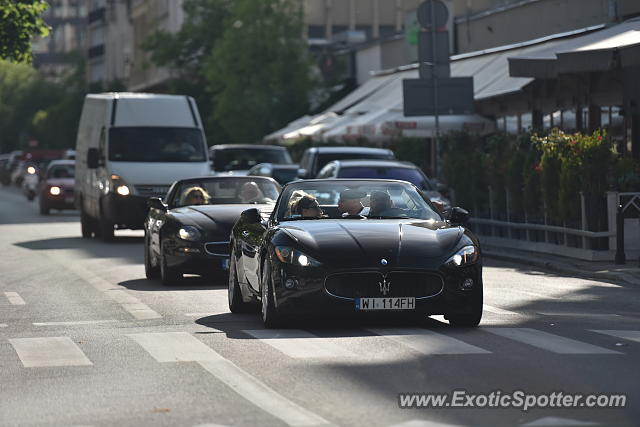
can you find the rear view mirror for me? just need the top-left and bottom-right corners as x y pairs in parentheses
(87, 148), (100, 169)
(147, 197), (167, 212)
(448, 207), (469, 225)
(240, 208), (261, 224)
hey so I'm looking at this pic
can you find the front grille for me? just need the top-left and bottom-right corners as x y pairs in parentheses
(204, 242), (230, 256)
(324, 271), (444, 299)
(134, 185), (170, 198)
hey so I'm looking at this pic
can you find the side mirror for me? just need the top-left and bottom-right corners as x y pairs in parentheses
(297, 168), (307, 179)
(87, 148), (100, 169)
(147, 197), (167, 212)
(448, 207), (469, 225)
(240, 208), (261, 224)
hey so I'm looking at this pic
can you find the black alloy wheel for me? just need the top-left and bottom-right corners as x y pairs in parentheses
(260, 259), (281, 328)
(447, 286), (483, 327)
(160, 242), (181, 286)
(144, 232), (160, 279)
(228, 248), (250, 313)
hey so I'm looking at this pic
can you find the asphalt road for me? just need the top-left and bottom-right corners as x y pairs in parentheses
(1, 185), (638, 427)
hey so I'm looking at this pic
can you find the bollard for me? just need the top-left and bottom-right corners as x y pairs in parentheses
(615, 204), (626, 265)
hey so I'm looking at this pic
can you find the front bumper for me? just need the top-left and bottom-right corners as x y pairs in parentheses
(164, 241), (230, 275)
(270, 262), (482, 317)
(102, 193), (149, 229)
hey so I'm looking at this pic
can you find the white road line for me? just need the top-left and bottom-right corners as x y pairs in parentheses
(0, 323), (7, 328)
(5, 292), (26, 305)
(33, 320), (118, 326)
(129, 332), (330, 426)
(483, 304), (519, 315)
(56, 260), (161, 320)
(9, 337), (93, 367)
(369, 328), (490, 355)
(591, 330), (640, 343)
(485, 328), (621, 354)
(243, 329), (357, 359)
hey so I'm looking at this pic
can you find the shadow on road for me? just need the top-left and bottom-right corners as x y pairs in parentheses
(119, 275), (228, 292)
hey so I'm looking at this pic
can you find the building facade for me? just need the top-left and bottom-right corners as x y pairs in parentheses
(32, 0), (88, 80)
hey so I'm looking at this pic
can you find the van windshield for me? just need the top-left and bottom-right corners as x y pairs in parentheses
(109, 127), (206, 162)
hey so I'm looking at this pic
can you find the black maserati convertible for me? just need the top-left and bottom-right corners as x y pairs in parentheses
(144, 176), (280, 285)
(228, 179), (483, 327)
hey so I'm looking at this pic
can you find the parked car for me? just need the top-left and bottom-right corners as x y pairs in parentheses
(228, 179), (481, 328)
(210, 144), (293, 176)
(247, 162), (299, 185)
(144, 176), (280, 285)
(297, 146), (395, 179)
(316, 159), (451, 211)
(39, 160), (75, 214)
(75, 93), (211, 241)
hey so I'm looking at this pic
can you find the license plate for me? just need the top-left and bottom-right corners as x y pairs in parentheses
(355, 297), (415, 311)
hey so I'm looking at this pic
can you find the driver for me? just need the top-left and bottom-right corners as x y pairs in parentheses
(337, 189), (369, 216)
(182, 186), (210, 205)
(294, 195), (323, 218)
(369, 191), (393, 216)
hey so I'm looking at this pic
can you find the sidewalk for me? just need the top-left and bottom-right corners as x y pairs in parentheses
(484, 245), (640, 286)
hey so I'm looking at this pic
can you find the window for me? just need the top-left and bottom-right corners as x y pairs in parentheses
(109, 127), (206, 162)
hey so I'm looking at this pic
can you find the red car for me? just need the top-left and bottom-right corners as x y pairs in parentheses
(39, 160), (75, 215)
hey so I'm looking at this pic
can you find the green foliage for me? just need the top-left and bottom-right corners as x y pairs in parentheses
(507, 150), (526, 216)
(143, 0), (229, 142)
(206, 0), (317, 142)
(0, 0), (50, 63)
(522, 150), (542, 217)
(442, 132), (487, 212)
(613, 156), (640, 191)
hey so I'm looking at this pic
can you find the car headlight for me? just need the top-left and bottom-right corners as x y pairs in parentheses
(116, 185), (130, 196)
(178, 226), (201, 241)
(275, 246), (321, 267)
(107, 174), (131, 196)
(49, 186), (61, 196)
(445, 245), (478, 267)
(27, 166), (36, 175)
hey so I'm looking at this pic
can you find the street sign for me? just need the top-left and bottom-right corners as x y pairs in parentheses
(403, 78), (475, 116)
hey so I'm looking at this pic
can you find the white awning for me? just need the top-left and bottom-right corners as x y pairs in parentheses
(263, 115), (314, 142)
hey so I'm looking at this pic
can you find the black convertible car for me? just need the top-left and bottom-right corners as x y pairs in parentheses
(229, 179), (483, 327)
(144, 176), (280, 285)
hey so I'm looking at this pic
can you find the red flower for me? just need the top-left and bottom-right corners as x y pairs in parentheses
(598, 135), (603, 141)
(570, 139), (577, 145)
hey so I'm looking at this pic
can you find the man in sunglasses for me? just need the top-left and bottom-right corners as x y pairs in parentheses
(337, 189), (369, 217)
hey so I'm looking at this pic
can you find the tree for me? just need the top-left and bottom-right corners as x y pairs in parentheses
(206, 0), (317, 142)
(0, 0), (50, 63)
(143, 0), (229, 142)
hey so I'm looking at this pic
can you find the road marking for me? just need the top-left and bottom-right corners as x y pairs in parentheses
(9, 337), (93, 367)
(244, 329), (357, 359)
(130, 332), (330, 426)
(5, 292), (25, 305)
(512, 290), (560, 300)
(485, 328), (620, 354)
(54, 260), (161, 320)
(0, 323), (7, 328)
(538, 312), (621, 318)
(33, 320), (118, 326)
(483, 304), (518, 315)
(591, 330), (640, 343)
(370, 328), (490, 355)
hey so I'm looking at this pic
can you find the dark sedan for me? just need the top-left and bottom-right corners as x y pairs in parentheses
(144, 176), (280, 285)
(229, 179), (483, 328)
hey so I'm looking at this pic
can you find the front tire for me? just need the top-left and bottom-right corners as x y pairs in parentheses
(261, 260), (281, 328)
(447, 286), (483, 327)
(160, 243), (181, 286)
(144, 233), (160, 279)
(228, 248), (250, 313)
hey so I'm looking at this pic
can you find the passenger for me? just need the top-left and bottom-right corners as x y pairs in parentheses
(294, 195), (323, 218)
(369, 191), (393, 216)
(181, 186), (210, 206)
(238, 181), (267, 203)
(337, 189), (369, 216)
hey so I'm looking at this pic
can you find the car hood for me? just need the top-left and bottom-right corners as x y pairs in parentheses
(278, 219), (462, 268)
(172, 204), (275, 236)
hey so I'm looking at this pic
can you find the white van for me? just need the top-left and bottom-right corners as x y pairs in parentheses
(75, 93), (210, 241)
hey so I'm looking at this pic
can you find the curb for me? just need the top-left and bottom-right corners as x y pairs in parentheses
(484, 250), (640, 286)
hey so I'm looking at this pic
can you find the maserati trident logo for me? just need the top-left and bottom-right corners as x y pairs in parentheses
(379, 275), (391, 296)
(380, 258), (388, 266)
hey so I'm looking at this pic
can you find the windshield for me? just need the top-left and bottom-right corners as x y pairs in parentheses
(338, 166), (433, 190)
(276, 180), (441, 221)
(171, 178), (280, 208)
(47, 164), (75, 179)
(212, 148), (292, 171)
(109, 127), (206, 162)
(316, 152), (393, 173)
